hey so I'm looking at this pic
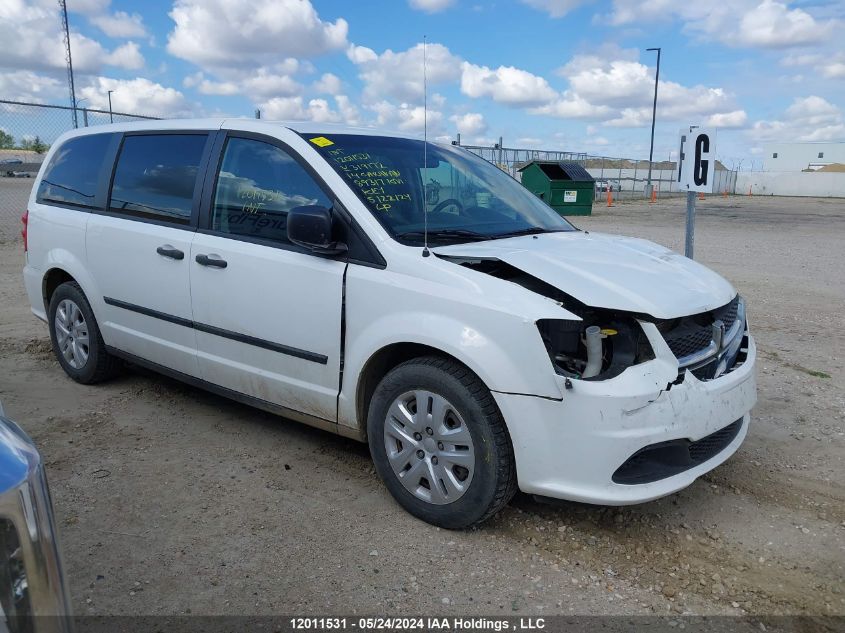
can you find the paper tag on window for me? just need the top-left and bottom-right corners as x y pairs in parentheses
(309, 136), (334, 147)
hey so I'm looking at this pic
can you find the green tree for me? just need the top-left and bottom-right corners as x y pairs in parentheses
(31, 136), (47, 154)
(0, 130), (14, 149)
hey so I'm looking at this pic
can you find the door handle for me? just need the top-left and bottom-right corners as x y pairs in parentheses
(156, 245), (184, 260)
(195, 253), (228, 268)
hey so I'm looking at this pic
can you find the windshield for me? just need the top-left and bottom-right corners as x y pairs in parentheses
(303, 133), (577, 245)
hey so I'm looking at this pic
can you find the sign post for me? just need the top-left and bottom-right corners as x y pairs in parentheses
(676, 126), (716, 259)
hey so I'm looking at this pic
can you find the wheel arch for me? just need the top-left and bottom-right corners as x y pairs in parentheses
(42, 267), (77, 311)
(353, 342), (490, 443)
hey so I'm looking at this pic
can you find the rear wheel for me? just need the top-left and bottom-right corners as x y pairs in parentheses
(48, 282), (119, 384)
(367, 356), (516, 529)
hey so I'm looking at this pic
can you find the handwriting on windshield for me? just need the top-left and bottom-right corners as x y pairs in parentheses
(326, 148), (410, 212)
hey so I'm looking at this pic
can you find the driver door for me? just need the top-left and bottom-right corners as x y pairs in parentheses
(190, 132), (346, 423)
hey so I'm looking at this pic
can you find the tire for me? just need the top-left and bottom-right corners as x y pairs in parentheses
(47, 281), (119, 384)
(367, 356), (517, 529)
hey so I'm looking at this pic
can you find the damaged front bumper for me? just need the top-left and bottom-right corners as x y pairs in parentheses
(493, 321), (757, 505)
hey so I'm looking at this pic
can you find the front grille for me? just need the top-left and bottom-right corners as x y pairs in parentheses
(612, 418), (744, 485)
(666, 328), (712, 359)
(659, 296), (741, 363)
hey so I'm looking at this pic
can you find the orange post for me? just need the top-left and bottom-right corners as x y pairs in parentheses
(698, 192), (705, 200)
(607, 188), (613, 207)
(722, 189), (728, 197)
(650, 187), (657, 203)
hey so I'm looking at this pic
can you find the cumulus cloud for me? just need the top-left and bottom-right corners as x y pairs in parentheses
(450, 112), (487, 136)
(90, 11), (147, 38)
(259, 95), (361, 125)
(0, 70), (65, 104)
(609, 0), (837, 49)
(368, 100), (445, 134)
(521, 0), (589, 18)
(551, 51), (742, 127)
(77, 77), (197, 118)
(313, 73), (343, 95)
(0, 1), (146, 74)
(705, 110), (749, 128)
(105, 42), (144, 70)
(167, 0), (348, 69)
(749, 96), (844, 142)
(460, 62), (558, 106)
(348, 42), (462, 103)
(408, 0), (455, 13)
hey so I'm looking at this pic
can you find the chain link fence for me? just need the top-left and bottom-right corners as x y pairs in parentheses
(458, 139), (738, 202)
(0, 100), (157, 242)
(1, 99), (739, 242)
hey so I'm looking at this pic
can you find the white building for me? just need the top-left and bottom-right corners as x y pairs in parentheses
(763, 141), (845, 171)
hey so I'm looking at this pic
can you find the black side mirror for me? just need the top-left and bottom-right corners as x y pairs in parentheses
(287, 205), (347, 255)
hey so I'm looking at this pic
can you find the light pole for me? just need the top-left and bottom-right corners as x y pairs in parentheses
(107, 90), (114, 123)
(645, 47), (661, 198)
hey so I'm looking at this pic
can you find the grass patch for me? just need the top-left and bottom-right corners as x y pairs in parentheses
(761, 349), (831, 379)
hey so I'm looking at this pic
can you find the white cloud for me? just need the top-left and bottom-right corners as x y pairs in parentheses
(460, 62), (558, 106)
(167, 0), (348, 69)
(781, 51), (845, 80)
(450, 112), (487, 136)
(750, 96), (844, 142)
(0, 70), (65, 103)
(313, 73), (343, 95)
(529, 93), (610, 119)
(609, 0), (837, 49)
(521, 0), (589, 18)
(67, 0), (111, 15)
(105, 42), (144, 70)
(546, 51), (741, 126)
(90, 11), (147, 38)
(737, 1), (833, 48)
(259, 95), (360, 125)
(408, 0), (455, 13)
(349, 42), (462, 103)
(369, 101), (445, 133)
(705, 110), (749, 128)
(0, 1), (145, 74)
(78, 77), (197, 118)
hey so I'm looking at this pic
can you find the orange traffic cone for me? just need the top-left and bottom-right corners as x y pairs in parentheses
(698, 192), (705, 200)
(649, 187), (657, 203)
(722, 189), (728, 198)
(607, 188), (613, 207)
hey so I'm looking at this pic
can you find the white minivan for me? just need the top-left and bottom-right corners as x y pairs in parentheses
(22, 119), (756, 528)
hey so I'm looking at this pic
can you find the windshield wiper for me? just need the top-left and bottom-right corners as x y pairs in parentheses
(394, 229), (491, 243)
(491, 227), (551, 239)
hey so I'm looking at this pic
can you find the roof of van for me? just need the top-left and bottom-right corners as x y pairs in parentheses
(61, 118), (424, 140)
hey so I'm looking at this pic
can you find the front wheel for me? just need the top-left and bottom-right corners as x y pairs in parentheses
(367, 356), (517, 529)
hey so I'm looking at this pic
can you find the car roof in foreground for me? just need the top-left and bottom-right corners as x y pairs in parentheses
(58, 118), (424, 142)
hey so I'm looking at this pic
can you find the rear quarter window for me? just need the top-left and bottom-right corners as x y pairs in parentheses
(36, 133), (113, 209)
(109, 133), (208, 225)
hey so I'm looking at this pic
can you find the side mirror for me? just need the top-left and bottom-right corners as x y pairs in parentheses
(287, 205), (347, 255)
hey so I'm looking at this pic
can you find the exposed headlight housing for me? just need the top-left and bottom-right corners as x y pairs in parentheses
(537, 314), (654, 380)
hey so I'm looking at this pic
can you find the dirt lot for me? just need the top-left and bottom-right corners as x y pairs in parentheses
(0, 193), (843, 617)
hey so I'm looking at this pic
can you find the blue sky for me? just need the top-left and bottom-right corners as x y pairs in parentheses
(2, 0), (844, 166)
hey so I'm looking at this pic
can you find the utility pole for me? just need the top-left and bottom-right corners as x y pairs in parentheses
(645, 47), (661, 198)
(58, 0), (78, 129)
(107, 90), (114, 123)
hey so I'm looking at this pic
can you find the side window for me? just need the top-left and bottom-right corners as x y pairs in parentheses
(109, 134), (207, 224)
(212, 137), (331, 244)
(36, 133), (113, 208)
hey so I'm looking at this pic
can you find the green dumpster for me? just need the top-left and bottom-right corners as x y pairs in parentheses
(517, 161), (594, 216)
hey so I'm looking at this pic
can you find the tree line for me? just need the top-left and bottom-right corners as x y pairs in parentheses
(0, 130), (49, 154)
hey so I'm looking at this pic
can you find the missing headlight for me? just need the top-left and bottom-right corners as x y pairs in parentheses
(537, 315), (654, 380)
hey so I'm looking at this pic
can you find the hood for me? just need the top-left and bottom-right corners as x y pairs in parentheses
(433, 231), (736, 319)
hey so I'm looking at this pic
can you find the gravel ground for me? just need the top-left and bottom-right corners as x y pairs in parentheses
(0, 194), (842, 617)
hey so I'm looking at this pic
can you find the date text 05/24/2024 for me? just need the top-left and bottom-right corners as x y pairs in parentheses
(289, 617), (546, 631)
